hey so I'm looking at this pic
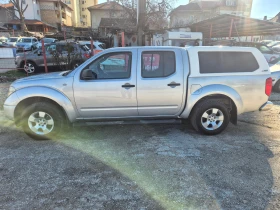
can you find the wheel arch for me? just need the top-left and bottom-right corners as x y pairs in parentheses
(14, 87), (78, 126)
(180, 84), (243, 125)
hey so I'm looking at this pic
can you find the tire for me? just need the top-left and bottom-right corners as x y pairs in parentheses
(190, 99), (230, 135)
(274, 80), (280, 93)
(21, 102), (65, 140)
(31, 46), (34, 51)
(23, 61), (37, 74)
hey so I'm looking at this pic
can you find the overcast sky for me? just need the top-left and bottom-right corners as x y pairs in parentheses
(98, 0), (280, 19)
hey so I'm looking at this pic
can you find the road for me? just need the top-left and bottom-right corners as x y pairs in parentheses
(0, 89), (280, 209)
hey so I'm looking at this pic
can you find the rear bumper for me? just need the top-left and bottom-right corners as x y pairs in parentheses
(259, 101), (273, 111)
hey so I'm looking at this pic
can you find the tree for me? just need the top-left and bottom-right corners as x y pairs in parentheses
(0, 0), (28, 34)
(113, 0), (176, 45)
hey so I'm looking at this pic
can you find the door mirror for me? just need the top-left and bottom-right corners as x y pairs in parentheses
(81, 69), (97, 80)
(37, 50), (42, 56)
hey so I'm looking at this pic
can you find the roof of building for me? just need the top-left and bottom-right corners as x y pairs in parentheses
(270, 12), (280, 23)
(6, 19), (56, 28)
(88, 1), (124, 11)
(0, 3), (14, 8)
(191, 14), (280, 37)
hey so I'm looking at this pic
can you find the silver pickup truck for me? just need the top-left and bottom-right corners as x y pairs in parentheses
(4, 46), (273, 140)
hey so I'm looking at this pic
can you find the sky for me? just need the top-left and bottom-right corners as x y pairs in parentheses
(98, 0), (280, 19)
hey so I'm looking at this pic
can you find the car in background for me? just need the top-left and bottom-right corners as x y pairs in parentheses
(7, 37), (20, 47)
(269, 57), (280, 92)
(37, 38), (58, 48)
(15, 42), (91, 74)
(16, 37), (38, 52)
(0, 36), (8, 43)
(267, 41), (280, 48)
(78, 40), (106, 51)
(235, 42), (280, 62)
(260, 40), (273, 45)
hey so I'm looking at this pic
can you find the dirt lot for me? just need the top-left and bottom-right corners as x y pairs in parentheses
(1, 82), (280, 209)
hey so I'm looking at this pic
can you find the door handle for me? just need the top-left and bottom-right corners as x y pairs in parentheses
(168, 82), (181, 87)
(122, 83), (135, 88)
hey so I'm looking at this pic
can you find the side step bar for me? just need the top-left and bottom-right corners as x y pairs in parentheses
(73, 119), (182, 127)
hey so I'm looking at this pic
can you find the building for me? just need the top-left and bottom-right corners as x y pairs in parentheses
(170, 0), (253, 27)
(39, 0), (73, 29)
(88, 1), (125, 30)
(0, 3), (15, 27)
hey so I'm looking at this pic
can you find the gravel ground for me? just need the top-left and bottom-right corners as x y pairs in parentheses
(1, 82), (280, 209)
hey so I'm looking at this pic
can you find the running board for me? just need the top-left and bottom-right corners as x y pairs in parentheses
(73, 119), (182, 127)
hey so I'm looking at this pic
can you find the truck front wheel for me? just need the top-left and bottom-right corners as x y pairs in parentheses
(22, 102), (65, 140)
(191, 100), (230, 135)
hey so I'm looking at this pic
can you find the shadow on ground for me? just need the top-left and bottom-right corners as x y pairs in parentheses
(0, 117), (275, 209)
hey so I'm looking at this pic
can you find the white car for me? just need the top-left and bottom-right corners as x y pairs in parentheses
(269, 57), (280, 92)
(260, 40), (274, 45)
(78, 41), (105, 51)
(272, 44), (280, 53)
(7, 37), (20, 47)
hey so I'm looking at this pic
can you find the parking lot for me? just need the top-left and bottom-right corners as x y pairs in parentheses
(0, 81), (280, 209)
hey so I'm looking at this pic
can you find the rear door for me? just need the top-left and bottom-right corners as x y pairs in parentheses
(136, 49), (184, 116)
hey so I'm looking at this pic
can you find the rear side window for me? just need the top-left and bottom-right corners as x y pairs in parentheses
(199, 52), (259, 74)
(142, 51), (176, 78)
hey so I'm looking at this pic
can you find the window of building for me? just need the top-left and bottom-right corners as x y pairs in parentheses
(141, 51), (176, 78)
(82, 8), (84, 11)
(226, 0), (236, 6)
(37, 10), (40, 15)
(198, 52), (259, 74)
(82, 1), (84, 4)
(82, 52), (132, 80)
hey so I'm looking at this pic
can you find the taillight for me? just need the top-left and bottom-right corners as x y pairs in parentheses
(265, 77), (272, 96)
(84, 53), (90, 59)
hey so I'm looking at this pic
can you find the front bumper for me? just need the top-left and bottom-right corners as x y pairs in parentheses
(3, 105), (16, 121)
(259, 101), (274, 111)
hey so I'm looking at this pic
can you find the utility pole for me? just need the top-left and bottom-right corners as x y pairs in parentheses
(137, 0), (146, 46)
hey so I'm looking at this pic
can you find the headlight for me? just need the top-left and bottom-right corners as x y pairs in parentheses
(8, 86), (16, 96)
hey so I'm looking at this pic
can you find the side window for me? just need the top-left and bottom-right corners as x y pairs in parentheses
(33, 38), (37, 43)
(199, 52), (259, 74)
(84, 52), (131, 79)
(142, 51), (176, 78)
(46, 44), (57, 52)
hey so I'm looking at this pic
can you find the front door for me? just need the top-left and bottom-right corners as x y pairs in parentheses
(136, 49), (184, 116)
(73, 49), (138, 119)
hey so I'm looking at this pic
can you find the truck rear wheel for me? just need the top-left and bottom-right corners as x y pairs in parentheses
(191, 99), (230, 135)
(21, 102), (65, 140)
(274, 80), (280, 93)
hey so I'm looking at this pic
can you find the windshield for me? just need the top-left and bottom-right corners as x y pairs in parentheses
(18, 38), (31, 43)
(43, 39), (54, 43)
(9, 38), (18, 42)
(98, 44), (105, 49)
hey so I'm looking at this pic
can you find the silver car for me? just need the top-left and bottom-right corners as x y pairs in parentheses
(16, 37), (38, 52)
(269, 57), (280, 92)
(15, 42), (91, 73)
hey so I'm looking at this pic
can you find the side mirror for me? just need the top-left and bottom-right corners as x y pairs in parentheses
(37, 50), (42, 56)
(81, 69), (97, 80)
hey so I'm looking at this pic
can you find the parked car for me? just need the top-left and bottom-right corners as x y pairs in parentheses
(234, 42), (280, 62)
(15, 42), (91, 74)
(272, 44), (280, 53)
(5, 46), (273, 140)
(7, 37), (20, 47)
(78, 40), (106, 51)
(0, 36), (8, 43)
(37, 38), (58, 49)
(268, 57), (280, 92)
(267, 41), (280, 48)
(260, 40), (274, 45)
(16, 37), (39, 52)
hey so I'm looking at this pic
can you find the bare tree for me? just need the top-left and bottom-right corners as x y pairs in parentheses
(0, 0), (28, 34)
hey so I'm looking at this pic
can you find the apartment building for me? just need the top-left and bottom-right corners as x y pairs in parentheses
(39, 0), (73, 29)
(170, 0), (253, 27)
